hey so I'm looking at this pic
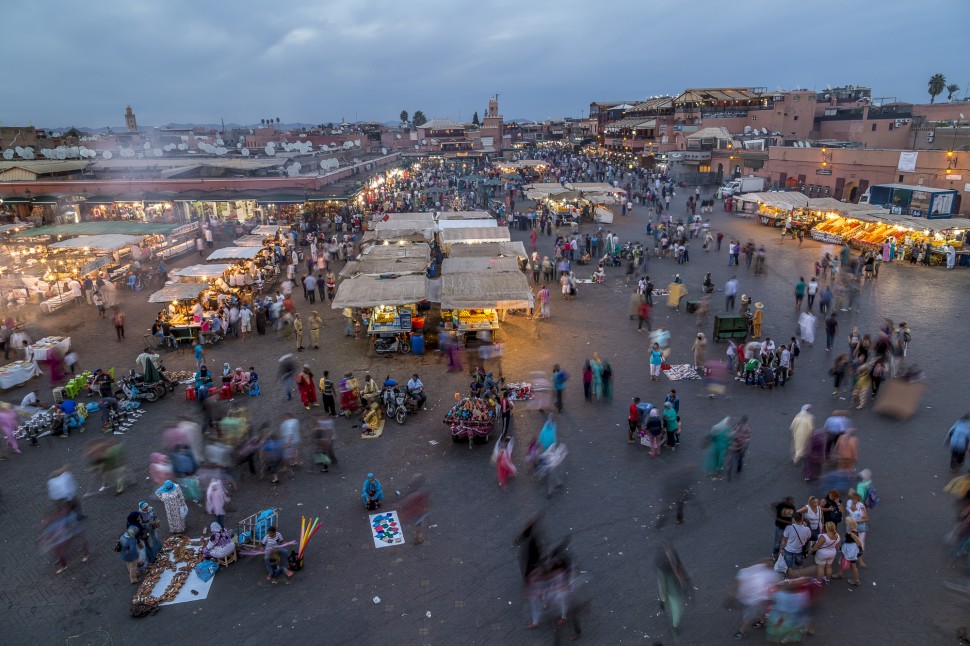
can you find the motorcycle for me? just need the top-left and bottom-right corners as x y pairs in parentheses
(115, 372), (164, 403)
(373, 333), (411, 355)
(380, 378), (420, 425)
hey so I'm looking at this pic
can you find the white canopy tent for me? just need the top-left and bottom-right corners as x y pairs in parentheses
(148, 282), (207, 303)
(250, 225), (281, 235)
(233, 235), (268, 247)
(438, 227), (510, 251)
(441, 256), (521, 274)
(448, 240), (528, 259)
(331, 274), (429, 309)
(436, 218), (498, 230)
(340, 256), (429, 278)
(207, 246), (263, 261)
(359, 242), (431, 261)
(436, 210), (492, 220)
(47, 234), (143, 253)
(440, 272), (533, 310)
(172, 264), (232, 279)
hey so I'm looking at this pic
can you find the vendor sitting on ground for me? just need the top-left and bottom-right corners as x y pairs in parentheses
(202, 522), (236, 560)
(359, 374), (379, 407)
(577, 251), (592, 265)
(360, 403), (382, 437)
(592, 264), (606, 283)
(361, 472), (384, 510)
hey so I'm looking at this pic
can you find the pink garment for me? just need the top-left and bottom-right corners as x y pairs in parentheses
(0, 408), (20, 454)
(149, 453), (173, 486)
(206, 479), (230, 516)
(162, 427), (190, 451)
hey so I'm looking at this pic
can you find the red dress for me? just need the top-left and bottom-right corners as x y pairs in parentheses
(296, 372), (317, 407)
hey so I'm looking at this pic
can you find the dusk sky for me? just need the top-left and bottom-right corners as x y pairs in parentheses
(3, 0), (968, 128)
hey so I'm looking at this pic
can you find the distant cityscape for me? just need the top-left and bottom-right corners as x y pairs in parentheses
(1, 83), (968, 216)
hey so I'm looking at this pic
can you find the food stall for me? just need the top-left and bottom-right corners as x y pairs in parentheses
(436, 218), (498, 230)
(370, 215), (435, 243)
(437, 227), (511, 254)
(27, 336), (72, 361)
(439, 256), (533, 343)
(367, 304), (417, 335)
(0, 359), (41, 390)
(339, 255), (429, 279)
(206, 246), (265, 263)
(250, 225), (282, 236)
(148, 283), (209, 343)
(436, 211), (494, 221)
(232, 235), (270, 247)
(172, 264), (233, 284)
(811, 210), (970, 262)
(735, 192), (813, 229)
(331, 274), (430, 312)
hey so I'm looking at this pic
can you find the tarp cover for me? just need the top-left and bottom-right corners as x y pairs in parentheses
(172, 264), (232, 279)
(340, 256), (428, 278)
(436, 210), (492, 220)
(207, 246), (263, 261)
(233, 235), (269, 247)
(148, 282), (207, 303)
(440, 271), (533, 310)
(441, 256), (521, 274)
(436, 218), (497, 230)
(250, 225), (281, 235)
(360, 242), (431, 261)
(438, 227), (510, 246)
(331, 274), (429, 309)
(12, 222), (179, 238)
(448, 241), (528, 259)
(47, 234), (143, 252)
(372, 220), (435, 243)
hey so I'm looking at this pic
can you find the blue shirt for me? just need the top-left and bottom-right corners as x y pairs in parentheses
(60, 400), (77, 414)
(947, 419), (970, 451)
(194, 344), (203, 360)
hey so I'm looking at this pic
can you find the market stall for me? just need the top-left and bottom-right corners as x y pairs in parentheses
(339, 255), (429, 278)
(811, 210), (970, 262)
(439, 256), (533, 343)
(436, 218), (498, 230)
(447, 240), (528, 260)
(371, 215), (435, 243)
(148, 282), (207, 304)
(331, 274), (430, 310)
(172, 264), (233, 283)
(206, 246), (265, 262)
(0, 359), (41, 389)
(437, 226), (511, 253)
(232, 235), (270, 247)
(436, 211), (494, 221)
(27, 336), (71, 361)
(250, 225), (282, 236)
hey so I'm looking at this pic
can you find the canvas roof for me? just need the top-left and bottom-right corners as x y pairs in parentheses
(12, 221), (179, 238)
(233, 234), (269, 247)
(47, 233), (143, 252)
(447, 240), (528, 259)
(441, 256), (521, 274)
(339, 256), (428, 278)
(172, 264), (232, 279)
(0, 160), (89, 174)
(436, 210), (492, 220)
(331, 274), (429, 309)
(436, 218), (497, 230)
(207, 246), (263, 261)
(359, 242), (431, 261)
(438, 227), (511, 246)
(418, 119), (466, 130)
(148, 282), (207, 303)
(440, 271), (533, 310)
(372, 219), (435, 242)
(250, 225), (281, 235)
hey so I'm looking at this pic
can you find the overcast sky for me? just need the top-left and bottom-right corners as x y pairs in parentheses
(3, 0), (968, 128)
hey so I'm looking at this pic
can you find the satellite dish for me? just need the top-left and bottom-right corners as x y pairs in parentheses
(396, 134), (401, 139)
(342, 141), (352, 149)
(22, 149), (34, 160)
(264, 144), (276, 156)
(14, 146), (23, 155)
(241, 148), (250, 157)
(354, 139), (361, 147)
(103, 151), (113, 159)
(216, 139), (224, 146)
(217, 147), (227, 155)
(178, 143), (188, 151)
(143, 141), (151, 149)
(421, 139), (426, 145)
(237, 143), (242, 148)
(761, 127), (768, 135)
(56, 149), (67, 160)
(414, 144), (419, 150)
(381, 147), (387, 155)
(153, 149), (163, 157)
(2, 149), (13, 160)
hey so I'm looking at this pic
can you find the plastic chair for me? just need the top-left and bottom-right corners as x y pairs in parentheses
(64, 381), (80, 399)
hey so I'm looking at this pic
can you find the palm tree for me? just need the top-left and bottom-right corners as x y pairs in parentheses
(946, 83), (961, 102)
(276, 117), (281, 127)
(400, 110), (409, 124)
(260, 118), (265, 127)
(412, 110), (427, 127)
(928, 73), (947, 104)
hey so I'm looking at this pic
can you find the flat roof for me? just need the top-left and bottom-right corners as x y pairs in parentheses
(12, 221), (181, 238)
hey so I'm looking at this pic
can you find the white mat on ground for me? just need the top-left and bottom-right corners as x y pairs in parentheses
(664, 364), (701, 381)
(369, 511), (405, 548)
(151, 544), (215, 605)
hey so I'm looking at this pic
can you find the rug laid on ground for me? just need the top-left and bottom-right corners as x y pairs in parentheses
(663, 364), (701, 381)
(133, 537), (215, 606)
(369, 511), (405, 548)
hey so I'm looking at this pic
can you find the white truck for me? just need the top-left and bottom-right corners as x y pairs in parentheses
(718, 175), (766, 198)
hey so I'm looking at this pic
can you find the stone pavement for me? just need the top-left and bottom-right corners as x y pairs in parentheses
(0, 198), (967, 645)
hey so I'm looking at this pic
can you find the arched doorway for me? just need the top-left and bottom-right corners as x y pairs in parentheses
(844, 182), (858, 202)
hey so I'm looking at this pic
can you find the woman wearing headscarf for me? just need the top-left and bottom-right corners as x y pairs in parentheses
(790, 405), (815, 464)
(296, 365), (318, 410)
(137, 501), (163, 563)
(704, 416), (732, 476)
(538, 414), (558, 451)
(646, 408), (664, 456)
(663, 402), (680, 449)
(206, 479), (230, 528)
(202, 522), (236, 560)
(155, 480), (187, 534)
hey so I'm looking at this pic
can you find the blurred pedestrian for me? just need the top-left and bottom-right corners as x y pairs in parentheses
(205, 479), (229, 528)
(112, 307), (126, 341)
(726, 416), (751, 481)
(155, 480), (187, 534)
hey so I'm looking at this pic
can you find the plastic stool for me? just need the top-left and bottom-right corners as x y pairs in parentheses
(52, 387), (66, 404)
(219, 384), (232, 400)
(185, 386), (197, 401)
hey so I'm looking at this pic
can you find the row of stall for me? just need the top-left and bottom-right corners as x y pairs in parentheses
(524, 182), (622, 225)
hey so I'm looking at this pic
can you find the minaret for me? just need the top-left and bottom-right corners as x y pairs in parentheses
(124, 106), (138, 132)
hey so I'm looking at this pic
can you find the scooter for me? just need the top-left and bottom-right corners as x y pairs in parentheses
(380, 378), (420, 425)
(373, 333), (411, 355)
(114, 374), (163, 403)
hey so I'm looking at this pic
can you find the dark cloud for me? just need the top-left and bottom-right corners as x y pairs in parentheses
(2, 0), (967, 127)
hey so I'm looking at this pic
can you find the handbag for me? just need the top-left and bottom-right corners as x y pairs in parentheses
(840, 555), (850, 570)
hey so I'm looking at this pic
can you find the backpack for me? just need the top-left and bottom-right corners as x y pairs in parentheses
(864, 486), (880, 510)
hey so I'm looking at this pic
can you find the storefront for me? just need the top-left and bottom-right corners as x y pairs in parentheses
(439, 255), (532, 344)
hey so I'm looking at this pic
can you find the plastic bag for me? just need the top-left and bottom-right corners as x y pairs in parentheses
(773, 553), (788, 573)
(194, 560), (219, 582)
